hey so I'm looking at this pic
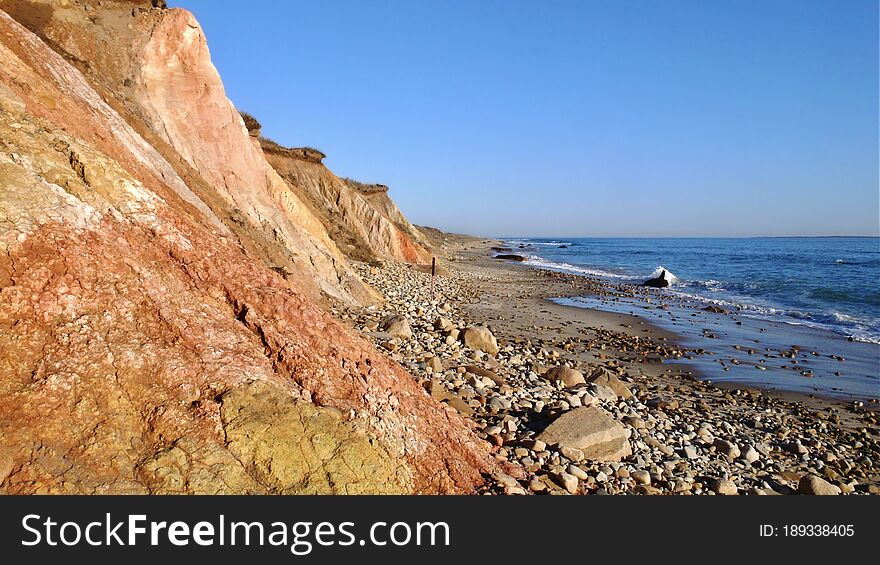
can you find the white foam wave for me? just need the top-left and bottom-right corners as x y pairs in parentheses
(648, 266), (680, 285)
(523, 257), (628, 279)
(665, 289), (880, 344)
(505, 240), (572, 247)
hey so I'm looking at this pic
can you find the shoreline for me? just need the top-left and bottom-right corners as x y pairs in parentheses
(339, 233), (879, 495)
(453, 238), (877, 411)
(491, 240), (879, 404)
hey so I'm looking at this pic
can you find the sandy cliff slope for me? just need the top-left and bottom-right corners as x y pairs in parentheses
(263, 141), (431, 265)
(0, 2), (496, 494)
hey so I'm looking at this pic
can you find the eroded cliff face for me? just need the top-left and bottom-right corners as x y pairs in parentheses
(1, 0), (378, 306)
(0, 4), (496, 493)
(263, 143), (431, 265)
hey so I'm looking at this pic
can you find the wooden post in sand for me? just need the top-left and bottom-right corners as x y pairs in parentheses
(430, 257), (436, 298)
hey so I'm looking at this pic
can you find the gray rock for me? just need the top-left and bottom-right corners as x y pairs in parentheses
(588, 384), (618, 403)
(741, 444), (760, 464)
(567, 464), (589, 480)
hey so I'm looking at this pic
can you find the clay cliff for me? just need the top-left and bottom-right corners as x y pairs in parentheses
(262, 139), (431, 265)
(0, 0), (496, 494)
(1, 0), (381, 306)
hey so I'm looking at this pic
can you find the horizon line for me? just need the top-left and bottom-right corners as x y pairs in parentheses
(491, 235), (880, 239)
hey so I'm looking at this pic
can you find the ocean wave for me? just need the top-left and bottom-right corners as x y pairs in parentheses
(648, 266), (680, 285)
(665, 289), (880, 344)
(523, 257), (629, 279)
(506, 240), (573, 247)
(685, 279), (724, 291)
(513, 239), (880, 343)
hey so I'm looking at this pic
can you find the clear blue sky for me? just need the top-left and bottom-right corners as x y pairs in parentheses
(179, 0), (878, 237)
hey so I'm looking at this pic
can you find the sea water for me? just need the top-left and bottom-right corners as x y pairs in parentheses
(505, 237), (880, 400)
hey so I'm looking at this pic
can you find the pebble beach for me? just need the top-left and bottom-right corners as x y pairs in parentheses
(334, 233), (880, 495)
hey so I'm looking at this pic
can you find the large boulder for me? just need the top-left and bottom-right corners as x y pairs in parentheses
(537, 406), (632, 462)
(543, 366), (586, 388)
(461, 326), (499, 355)
(586, 367), (633, 399)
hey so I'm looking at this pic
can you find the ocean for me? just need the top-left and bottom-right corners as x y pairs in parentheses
(504, 237), (880, 400)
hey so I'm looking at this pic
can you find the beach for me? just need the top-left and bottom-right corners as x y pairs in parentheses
(339, 233), (880, 495)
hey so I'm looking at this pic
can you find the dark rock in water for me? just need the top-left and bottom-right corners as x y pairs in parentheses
(558, 245), (568, 249)
(703, 305), (729, 314)
(491, 246), (512, 252)
(494, 254), (526, 262)
(642, 270), (670, 288)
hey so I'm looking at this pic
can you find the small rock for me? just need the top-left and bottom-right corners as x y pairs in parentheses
(710, 478), (738, 495)
(553, 472), (579, 494)
(631, 470), (651, 485)
(493, 473), (519, 489)
(380, 314), (412, 339)
(797, 475), (840, 496)
(543, 366), (586, 388)
(567, 465), (589, 480)
(528, 477), (547, 492)
(714, 438), (741, 460)
(741, 444), (760, 464)
(425, 356), (443, 373)
(586, 367), (633, 399)
(434, 317), (455, 332)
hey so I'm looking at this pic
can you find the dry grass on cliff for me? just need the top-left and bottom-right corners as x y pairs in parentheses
(238, 110), (261, 134)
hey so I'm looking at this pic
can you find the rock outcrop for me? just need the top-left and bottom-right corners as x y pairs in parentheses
(642, 269), (671, 288)
(0, 3), (497, 494)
